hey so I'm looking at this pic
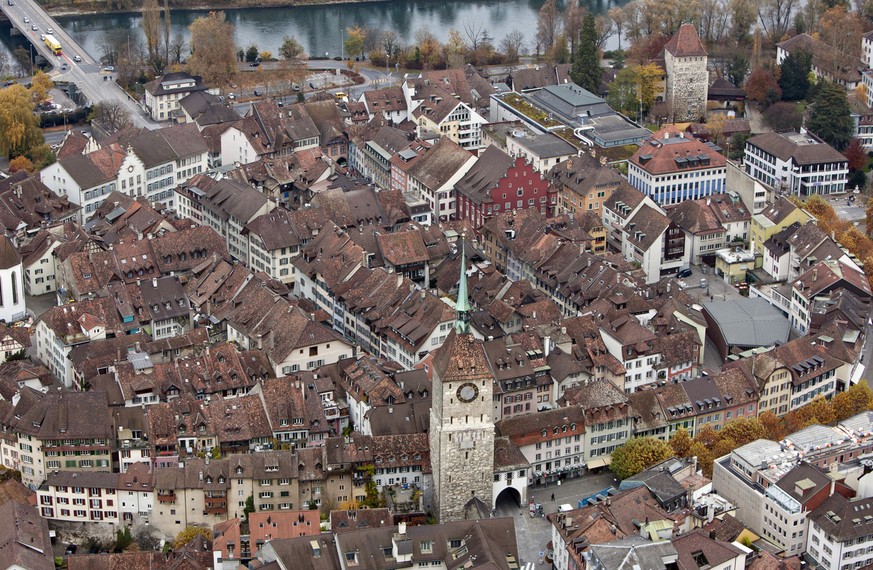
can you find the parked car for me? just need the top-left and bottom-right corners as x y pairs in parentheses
(227, 92), (235, 100)
(249, 61), (260, 67)
(60, 63), (68, 70)
(103, 66), (115, 72)
(65, 545), (77, 556)
(253, 89), (262, 96)
(700, 278), (708, 289)
(677, 268), (692, 278)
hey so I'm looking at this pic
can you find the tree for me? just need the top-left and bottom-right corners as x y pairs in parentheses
(8, 156), (33, 173)
(162, 0), (171, 67)
(831, 381), (873, 421)
(500, 30), (525, 64)
(778, 50), (812, 100)
(29, 70), (53, 104)
(170, 33), (186, 65)
(114, 527), (134, 552)
(807, 80), (854, 150)
(718, 417), (766, 447)
(344, 25), (366, 60)
(729, 132), (751, 160)
(609, 436), (673, 480)
(763, 101), (803, 131)
(259, 51), (273, 62)
(536, 0), (561, 53)
(564, 0), (585, 56)
(727, 54), (749, 88)
(571, 14), (603, 94)
(668, 427), (693, 457)
(172, 526), (212, 549)
(445, 29), (467, 69)
(757, 0), (800, 42)
(548, 34), (570, 65)
(142, 0), (161, 68)
(243, 495), (254, 522)
(187, 12), (237, 87)
(608, 7), (626, 50)
(0, 84), (43, 157)
(745, 67), (781, 107)
(245, 44), (259, 63)
(758, 411), (787, 441)
(845, 138), (867, 172)
(280, 36), (304, 60)
(90, 101), (133, 133)
(728, 0), (758, 44)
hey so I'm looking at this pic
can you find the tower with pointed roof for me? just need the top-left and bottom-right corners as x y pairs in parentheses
(664, 23), (708, 122)
(428, 242), (495, 522)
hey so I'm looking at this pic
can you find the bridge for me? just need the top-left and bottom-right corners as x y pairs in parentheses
(1, 0), (151, 128)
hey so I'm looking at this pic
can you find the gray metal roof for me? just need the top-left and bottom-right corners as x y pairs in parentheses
(702, 298), (790, 348)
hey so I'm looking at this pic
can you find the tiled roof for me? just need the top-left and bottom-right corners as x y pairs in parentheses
(664, 23), (707, 57)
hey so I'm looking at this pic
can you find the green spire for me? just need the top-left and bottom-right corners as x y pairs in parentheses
(455, 239), (471, 334)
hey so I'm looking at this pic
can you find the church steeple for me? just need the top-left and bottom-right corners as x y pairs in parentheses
(455, 238), (471, 334)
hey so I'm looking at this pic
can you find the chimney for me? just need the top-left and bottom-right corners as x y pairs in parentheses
(813, 268), (818, 281)
(398, 522), (407, 536)
(544, 336), (551, 358)
(152, 278), (158, 288)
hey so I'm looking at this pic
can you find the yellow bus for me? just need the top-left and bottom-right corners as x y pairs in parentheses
(44, 35), (62, 56)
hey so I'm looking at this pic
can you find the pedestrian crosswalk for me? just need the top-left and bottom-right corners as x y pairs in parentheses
(521, 563), (535, 570)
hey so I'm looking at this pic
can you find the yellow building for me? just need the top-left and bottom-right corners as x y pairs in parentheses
(548, 154), (626, 220)
(715, 248), (756, 284)
(750, 197), (813, 258)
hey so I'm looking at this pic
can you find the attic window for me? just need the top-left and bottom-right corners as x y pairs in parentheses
(83, 273), (91, 279)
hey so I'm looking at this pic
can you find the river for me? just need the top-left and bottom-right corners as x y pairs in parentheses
(0, 0), (625, 75)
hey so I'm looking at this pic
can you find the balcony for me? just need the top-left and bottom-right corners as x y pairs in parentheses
(157, 491), (175, 504)
(204, 497), (227, 515)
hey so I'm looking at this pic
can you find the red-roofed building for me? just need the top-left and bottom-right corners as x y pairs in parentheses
(454, 146), (557, 229)
(628, 126), (726, 206)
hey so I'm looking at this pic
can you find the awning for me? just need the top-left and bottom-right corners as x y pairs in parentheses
(851, 364), (866, 385)
(586, 457), (611, 469)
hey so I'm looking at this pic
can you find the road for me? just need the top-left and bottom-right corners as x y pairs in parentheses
(0, 0), (152, 129)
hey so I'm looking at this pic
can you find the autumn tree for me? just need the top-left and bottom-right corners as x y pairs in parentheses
(445, 29), (467, 69)
(608, 7), (626, 50)
(29, 71), (53, 104)
(778, 50), (811, 100)
(571, 14), (602, 94)
(609, 436), (673, 480)
(728, 0), (757, 44)
(745, 67), (781, 107)
(8, 156), (33, 174)
(807, 80), (853, 151)
(719, 417), (766, 447)
(344, 25), (366, 60)
(758, 411), (787, 442)
(832, 381), (873, 421)
(142, 0), (162, 69)
(172, 526), (212, 549)
(668, 427), (693, 457)
(564, 0), (585, 57)
(187, 12), (237, 87)
(757, 0), (800, 42)
(844, 139), (867, 172)
(0, 85), (43, 158)
(414, 29), (443, 69)
(279, 36), (305, 60)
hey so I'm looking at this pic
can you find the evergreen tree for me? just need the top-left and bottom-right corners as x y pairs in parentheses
(778, 50), (812, 100)
(570, 14), (602, 94)
(807, 80), (854, 150)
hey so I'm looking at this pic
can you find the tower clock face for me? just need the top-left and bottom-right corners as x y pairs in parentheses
(457, 382), (479, 403)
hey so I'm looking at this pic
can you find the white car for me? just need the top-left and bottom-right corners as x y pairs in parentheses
(23, 16), (29, 23)
(47, 28), (54, 34)
(31, 24), (38, 31)
(73, 55), (82, 62)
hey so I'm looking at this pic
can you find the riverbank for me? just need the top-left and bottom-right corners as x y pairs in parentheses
(43, 0), (388, 17)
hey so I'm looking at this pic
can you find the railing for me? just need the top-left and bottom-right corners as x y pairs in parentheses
(157, 491), (175, 503)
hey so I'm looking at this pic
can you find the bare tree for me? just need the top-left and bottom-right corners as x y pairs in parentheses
(757, 0), (799, 42)
(536, 0), (562, 52)
(170, 33), (186, 65)
(594, 15), (615, 50)
(463, 20), (487, 52)
(97, 28), (127, 67)
(162, 0), (171, 68)
(0, 51), (12, 77)
(564, 0), (585, 57)
(699, 0), (730, 44)
(92, 100), (133, 133)
(380, 30), (402, 62)
(500, 29), (526, 63)
(608, 7), (627, 50)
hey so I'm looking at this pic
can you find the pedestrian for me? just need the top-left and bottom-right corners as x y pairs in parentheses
(551, 493), (555, 502)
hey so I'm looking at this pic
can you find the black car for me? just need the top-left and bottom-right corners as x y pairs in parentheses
(253, 89), (262, 96)
(677, 268), (693, 279)
(249, 61), (260, 67)
(65, 544), (78, 555)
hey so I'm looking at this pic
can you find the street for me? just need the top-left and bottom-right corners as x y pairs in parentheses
(494, 471), (616, 568)
(1, 0), (152, 129)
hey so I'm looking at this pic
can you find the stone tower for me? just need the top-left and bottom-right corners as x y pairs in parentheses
(429, 243), (495, 522)
(664, 23), (708, 122)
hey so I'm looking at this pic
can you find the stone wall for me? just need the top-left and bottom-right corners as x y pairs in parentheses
(666, 53), (708, 122)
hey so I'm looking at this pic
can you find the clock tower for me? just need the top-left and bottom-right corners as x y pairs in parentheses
(429, 242), (495, 522)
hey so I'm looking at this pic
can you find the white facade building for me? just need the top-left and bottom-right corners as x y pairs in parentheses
(744, 132), (848, 197)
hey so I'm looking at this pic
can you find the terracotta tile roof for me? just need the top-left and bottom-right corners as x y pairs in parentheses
(632, 126), (725, 175)
(0, 500), (53, 570)
(664, 23), (707, 57)
(793, 259), (872, 300)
